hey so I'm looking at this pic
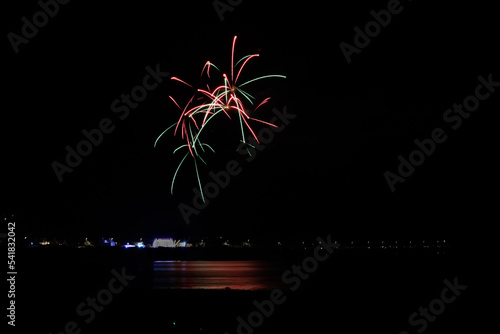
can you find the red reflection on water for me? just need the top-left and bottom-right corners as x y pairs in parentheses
(153, 260), (283, 290)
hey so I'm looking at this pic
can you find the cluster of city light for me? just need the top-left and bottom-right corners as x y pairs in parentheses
(122, 242), (146, 249)
(151, 238), (190, 248)
(97, 238), (183, 248)
(16, 232), (449, 251)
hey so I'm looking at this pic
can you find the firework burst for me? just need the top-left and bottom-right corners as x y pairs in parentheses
(155, 36), (286, 202)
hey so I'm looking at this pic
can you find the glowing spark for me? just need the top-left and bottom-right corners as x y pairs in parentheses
(171, 76), (193, 88)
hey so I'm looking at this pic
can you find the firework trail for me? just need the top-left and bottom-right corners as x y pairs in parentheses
(155, 36), (286, 202)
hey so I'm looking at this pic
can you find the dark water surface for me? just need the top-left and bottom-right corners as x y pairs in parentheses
(16, 246), (490, 334)
(153, 260), (285, 290)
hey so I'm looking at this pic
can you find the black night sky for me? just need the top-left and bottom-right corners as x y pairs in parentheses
(2, 2), (499, 334)
(2, 0), (498, 244)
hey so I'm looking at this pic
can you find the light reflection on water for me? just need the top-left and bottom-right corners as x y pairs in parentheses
(153, 260), (283, 290)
